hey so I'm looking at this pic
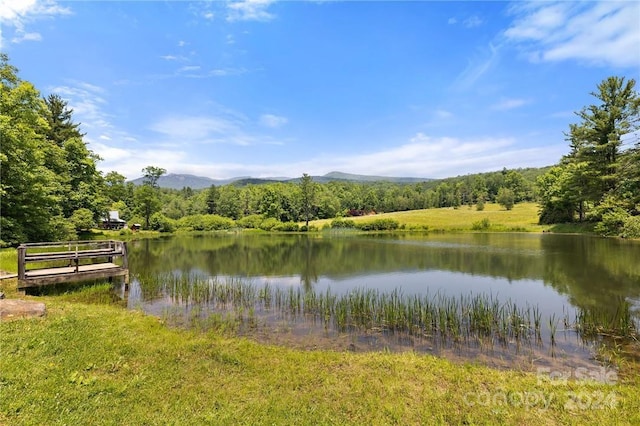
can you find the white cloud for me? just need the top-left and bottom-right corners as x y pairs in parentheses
(227, 0), (275, 22)
(11, 31), (41, 43)
(434, 109), (453, 119)
(463, 16), (483, 28)
(447, 17), (457, 25)
(93, 131), (565, 181)
(209, 67), (248, 76)
(0, 0), (71, 48)
(504, 1), (640, 68)
(150, 116), (240, 142)
(48, 81), (146, 177)
(160, 55), (178, 61)
(152, 133), (564, 180)
(491, 98), (530, 111)
(320, 133), (564, 178)
(178, 65), (201, 73)
(259, 113), (288, 128)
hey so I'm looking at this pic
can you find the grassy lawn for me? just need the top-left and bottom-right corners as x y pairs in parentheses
(1, 283), (638, 425)
(310, 202), (551, 232)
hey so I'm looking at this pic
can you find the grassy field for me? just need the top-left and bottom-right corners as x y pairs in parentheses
(310, 202), (553, 232)
(1, 282), (638, 425)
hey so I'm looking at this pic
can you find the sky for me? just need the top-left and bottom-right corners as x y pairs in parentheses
(1, 0), (639, 180)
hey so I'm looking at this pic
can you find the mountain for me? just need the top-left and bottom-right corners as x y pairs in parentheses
(319, 171), (432, 184)
(129, 171), (433, 189)
(129, 173), (248, 189)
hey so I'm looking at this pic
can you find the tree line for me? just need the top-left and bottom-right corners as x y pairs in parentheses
(537, 76), (639, 237)
(2, 53), (638, 245)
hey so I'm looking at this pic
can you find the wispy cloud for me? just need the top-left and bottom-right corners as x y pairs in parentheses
(0, 0), (71, 48)
(178, 65), (201, 73)
(48, 81), (143, 175)
(454, 42), (501, 91)
(259, 113), (288, 128)
(463, 15), (483, 28)
(149, 112), (288, 149)
(434, 109), (453, 120)
(447, 15), (484, 28)
(227, 0), (276, 22)
(491, 98), (530, 111)
(504, 1), (640, 68)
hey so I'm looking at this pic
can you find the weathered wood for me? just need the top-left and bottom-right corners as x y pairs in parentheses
(17, 240), (129, 290)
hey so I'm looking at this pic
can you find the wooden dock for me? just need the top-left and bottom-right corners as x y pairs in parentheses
(18, 240), (129, 290)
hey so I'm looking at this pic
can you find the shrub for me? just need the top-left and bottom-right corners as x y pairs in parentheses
(356, 218), (399, 231)
(259, 218), (280, 231)
(236, 214), (264, 229)
(177, 214), (234, 231)
(476, 199), (485, 211)
(595, 208), (629, 236)
(149, 213), (176, 233)
(471, 218), (491, 230)
(331, 218), (356, 229)
(274, 222), (299, 232)
(202, 215), (235, 230)
(621, 215), (640, 239)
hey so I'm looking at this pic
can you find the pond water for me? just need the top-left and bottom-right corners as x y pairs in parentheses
(124, 232), (640, 370)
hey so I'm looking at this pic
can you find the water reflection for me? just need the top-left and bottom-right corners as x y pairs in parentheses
(125, 233), (640, 368)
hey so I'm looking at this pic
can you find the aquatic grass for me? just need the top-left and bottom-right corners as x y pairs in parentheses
(134, 272), (640, 354)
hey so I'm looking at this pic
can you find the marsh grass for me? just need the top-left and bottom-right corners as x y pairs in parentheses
(136, 273), (639, 353)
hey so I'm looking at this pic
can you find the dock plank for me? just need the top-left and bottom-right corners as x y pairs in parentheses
(17, 240), (129, 290)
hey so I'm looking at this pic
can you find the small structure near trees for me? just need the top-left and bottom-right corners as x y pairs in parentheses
(101, 211), (127, 230)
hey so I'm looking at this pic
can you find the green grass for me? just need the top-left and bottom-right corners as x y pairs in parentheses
(1, 281), (639, 425)
(0, 248), (18, 274)
(311, 202), (551, 233)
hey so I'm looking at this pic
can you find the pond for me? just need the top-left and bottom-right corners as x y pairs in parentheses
(124, 232), (640, 370)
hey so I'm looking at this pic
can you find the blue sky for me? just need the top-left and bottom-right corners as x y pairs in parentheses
(2, 1), (639, 180)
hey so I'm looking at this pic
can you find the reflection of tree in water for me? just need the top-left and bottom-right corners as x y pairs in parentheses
(301, 236), (318, 291)
(540, 235), (640, 315)
(128, 234), (640, 317)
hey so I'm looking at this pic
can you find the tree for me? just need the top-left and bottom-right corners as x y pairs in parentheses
(69, 208), (95, 231)
(496, 188), (515, 210)
(0, 53), (59, 244)
(205, 185), (219, 214)
(134, 185), (162, 228)
(299, 173), (316, 228)
(568, 77), (639, 209)
(142, 166), (166, 188)
(43, 94), (83, 145)
(104, 171), (128, 203)
(538, 76), (640, 227)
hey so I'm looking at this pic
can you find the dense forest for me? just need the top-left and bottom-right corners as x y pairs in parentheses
(1, 54), (638, 245)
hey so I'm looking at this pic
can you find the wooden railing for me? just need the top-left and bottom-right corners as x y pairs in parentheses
(17, 240), (128, 289)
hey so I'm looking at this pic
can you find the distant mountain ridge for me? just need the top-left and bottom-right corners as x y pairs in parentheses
(129, 171), (433, 189)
